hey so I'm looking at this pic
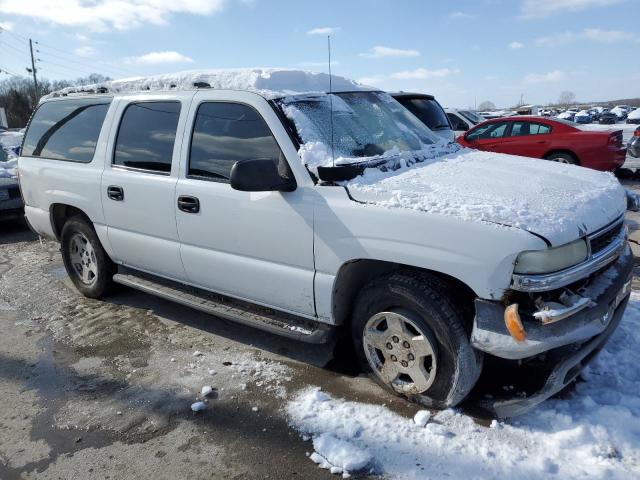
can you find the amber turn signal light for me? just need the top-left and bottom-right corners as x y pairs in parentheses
(504, 304), (526, 342)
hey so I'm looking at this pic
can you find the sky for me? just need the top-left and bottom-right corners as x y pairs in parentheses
(0, 0), (639, 108)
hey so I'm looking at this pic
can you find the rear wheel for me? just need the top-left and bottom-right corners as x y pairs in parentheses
(61, 216), (115, 298)
(351, 272), (483, 409)
(546, 152), (579, 165)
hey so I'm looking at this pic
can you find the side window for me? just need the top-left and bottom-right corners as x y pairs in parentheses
(466, 122), (509, 141)
(113, 101), (180, 173)
(447, 113), (469, 131)
(22, 98), (111, 162)
(189, 102), (284, 182)
(511, 122), (551, 136)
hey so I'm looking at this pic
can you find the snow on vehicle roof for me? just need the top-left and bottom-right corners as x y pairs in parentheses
(44, 68), (375, 100)
(628, 108), (640, 120)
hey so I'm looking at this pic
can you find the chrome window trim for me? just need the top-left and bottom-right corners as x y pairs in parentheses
(511, 226), (628, 292)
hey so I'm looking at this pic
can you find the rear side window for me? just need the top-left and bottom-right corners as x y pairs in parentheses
(189, 102), (283, 182)
(396, 98), (451, 132)
(113, 101), (181, 173)
(22, 98), (111, 162)
(447, 113), (469, 131)
(510, 122), (551, 136)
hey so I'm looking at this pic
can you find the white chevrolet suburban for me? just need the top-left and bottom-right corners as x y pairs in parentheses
(18, 69), (633, 417)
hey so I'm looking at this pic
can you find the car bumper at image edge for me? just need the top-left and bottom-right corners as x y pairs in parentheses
(470, 246), (633, 417)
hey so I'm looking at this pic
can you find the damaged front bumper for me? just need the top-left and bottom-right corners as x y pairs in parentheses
(470, 244), (633, 417)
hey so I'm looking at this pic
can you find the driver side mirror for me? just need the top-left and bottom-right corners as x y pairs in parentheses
(230, 158), (296, 192)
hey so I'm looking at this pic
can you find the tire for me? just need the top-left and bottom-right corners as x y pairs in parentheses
(351, 271), (483, 409)
(60, 216), (115, 299)
(546, 152), (579, 165)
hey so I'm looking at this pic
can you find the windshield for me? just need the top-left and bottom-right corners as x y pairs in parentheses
(278, 91), (441, 170)
(458, 110), (484, 124)
(395, 97), (451, 131)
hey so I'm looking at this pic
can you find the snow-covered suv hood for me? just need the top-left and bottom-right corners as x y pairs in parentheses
(346, 149), (626, 246)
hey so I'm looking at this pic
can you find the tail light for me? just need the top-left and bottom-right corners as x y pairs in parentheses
(609, 132), (622, 146)
(635, 128), (640, 137)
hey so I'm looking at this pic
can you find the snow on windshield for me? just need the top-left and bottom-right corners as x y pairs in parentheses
(281, 91), (453, 171)
(45, 68), (372, 100)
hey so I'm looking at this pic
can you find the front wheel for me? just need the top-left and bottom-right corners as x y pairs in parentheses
(351, 272), (483, 409)
(61, 216), (115, 298)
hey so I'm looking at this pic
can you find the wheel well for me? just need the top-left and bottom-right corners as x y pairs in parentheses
(544, 149), (580, 164)
(50, 204), (91, 240)
(332, 259), (477, 328)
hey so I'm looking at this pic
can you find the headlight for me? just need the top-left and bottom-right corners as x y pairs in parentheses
(514, 239), (588, 274)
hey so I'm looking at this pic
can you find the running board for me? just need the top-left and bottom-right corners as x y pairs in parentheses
(112, 268), (333, 344)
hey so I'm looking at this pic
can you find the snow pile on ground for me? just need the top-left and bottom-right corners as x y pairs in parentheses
(45, 68), (371, 100)
(345, 149), (626, 243)
(287, 293), (640, 479)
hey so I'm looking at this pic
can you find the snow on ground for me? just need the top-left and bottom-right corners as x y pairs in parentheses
(45, 68), (371, 100)
(345, 148), (625, 245)
(287, 294), (640, 479)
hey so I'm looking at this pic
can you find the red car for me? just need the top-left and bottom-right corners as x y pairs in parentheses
(456, 116), (627, 171)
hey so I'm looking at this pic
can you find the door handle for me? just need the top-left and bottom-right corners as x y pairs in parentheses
(107, 185), (124, 201)
(178, 195), (200, 214)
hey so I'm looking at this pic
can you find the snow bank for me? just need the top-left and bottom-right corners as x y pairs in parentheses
(288, 294), (640, 479)
(345, 149), (626, 244)
(45, 68), (372, 100)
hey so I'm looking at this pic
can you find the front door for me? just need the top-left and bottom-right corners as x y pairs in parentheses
(175, 93), (316, 317)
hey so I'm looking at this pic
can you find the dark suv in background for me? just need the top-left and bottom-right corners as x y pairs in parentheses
(392, 92), (455, 143)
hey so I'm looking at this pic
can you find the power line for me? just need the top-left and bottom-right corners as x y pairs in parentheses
(36, 47), (135, 78)
(0, 65), (21, 77)
(38, 58), (103, 77)
(35, 41), (139, 77)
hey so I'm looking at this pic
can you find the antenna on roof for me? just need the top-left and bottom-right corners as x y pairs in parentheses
(328, 35), (335, 168)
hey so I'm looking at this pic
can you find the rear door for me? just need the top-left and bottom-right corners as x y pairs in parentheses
(101, 93), (192, 281)
(497, 121), (552, 158)
(174, 91), (316, 317)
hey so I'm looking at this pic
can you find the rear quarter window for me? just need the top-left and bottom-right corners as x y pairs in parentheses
(22, 98), (112, 163)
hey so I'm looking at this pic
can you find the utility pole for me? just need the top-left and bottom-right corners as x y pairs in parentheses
(28, 38), (39, 103)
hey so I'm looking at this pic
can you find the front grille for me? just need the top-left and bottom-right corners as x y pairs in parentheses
(590, 222), (623, 255)
(8, 187), (21, 199)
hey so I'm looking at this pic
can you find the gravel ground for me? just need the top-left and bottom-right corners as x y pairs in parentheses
(0, 220), (411, 480)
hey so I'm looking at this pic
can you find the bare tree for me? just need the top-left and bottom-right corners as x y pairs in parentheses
(557, 91), (576, 107)
(477, 101), (496, 111)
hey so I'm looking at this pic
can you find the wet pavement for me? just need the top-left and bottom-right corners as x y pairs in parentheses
(0, 219), (409, 479)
